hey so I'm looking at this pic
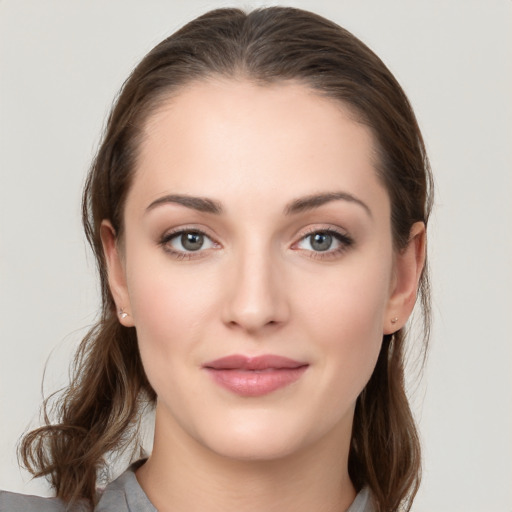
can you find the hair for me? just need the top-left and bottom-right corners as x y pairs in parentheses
(20, 7), (433, 512)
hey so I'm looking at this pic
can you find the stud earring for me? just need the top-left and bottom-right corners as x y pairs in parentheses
(391, 317), (398, 324)
(119, 308), (129, 319)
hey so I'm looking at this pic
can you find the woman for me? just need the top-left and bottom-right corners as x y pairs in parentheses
(1, 6), (432, 512)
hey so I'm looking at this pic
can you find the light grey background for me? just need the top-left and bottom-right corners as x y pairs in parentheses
(1, 1), (511, 511)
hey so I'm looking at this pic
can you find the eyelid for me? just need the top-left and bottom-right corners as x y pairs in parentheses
(294, 224), (351, 243)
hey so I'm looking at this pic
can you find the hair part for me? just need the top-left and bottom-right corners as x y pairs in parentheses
(20, 7), (433, 511)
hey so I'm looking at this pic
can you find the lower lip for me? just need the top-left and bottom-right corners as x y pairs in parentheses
(205, 367), (308, 397)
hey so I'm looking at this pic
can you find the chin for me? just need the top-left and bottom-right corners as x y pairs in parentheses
(193, 410), (334, 463)
(205, 431), (305, 462)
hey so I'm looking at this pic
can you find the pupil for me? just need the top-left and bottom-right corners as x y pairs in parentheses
(311, 232), (332, 251)
(181, 232), (204, 251)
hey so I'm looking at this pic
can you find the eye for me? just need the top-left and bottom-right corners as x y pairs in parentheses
(295, 229), (353, 255)
(161, 229), (217, 254)
(301, 232), (335, 252)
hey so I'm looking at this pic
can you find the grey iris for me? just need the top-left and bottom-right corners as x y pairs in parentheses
(181, 232), (204, 251)
(310, 232), (332, 251)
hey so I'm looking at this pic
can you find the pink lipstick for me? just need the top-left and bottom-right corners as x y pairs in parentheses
(202, 354), (308, 397)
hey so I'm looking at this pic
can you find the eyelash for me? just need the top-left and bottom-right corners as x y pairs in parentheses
(159, 227), (354, 261)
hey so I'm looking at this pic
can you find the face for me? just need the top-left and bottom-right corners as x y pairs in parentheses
(103, 79), (421, 462)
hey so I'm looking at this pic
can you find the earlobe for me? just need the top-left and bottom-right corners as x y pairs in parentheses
(100, 220), (134, 327)
(384, 222), (426, 334)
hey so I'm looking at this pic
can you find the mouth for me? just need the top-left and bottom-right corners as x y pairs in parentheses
(202, 354), (309, 397)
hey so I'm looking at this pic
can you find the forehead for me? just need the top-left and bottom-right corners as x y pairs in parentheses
(129, 78), (387, 215)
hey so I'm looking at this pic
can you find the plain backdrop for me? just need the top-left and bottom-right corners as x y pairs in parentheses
(1, 1), (511, 511)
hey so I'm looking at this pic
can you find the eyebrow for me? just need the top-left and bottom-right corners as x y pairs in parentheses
(146, 194), (223, 214)
(145, 191), (371, 217)
(284, 192), (372, 217)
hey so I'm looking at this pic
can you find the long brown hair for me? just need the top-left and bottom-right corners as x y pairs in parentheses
(20, 7), (433, 511)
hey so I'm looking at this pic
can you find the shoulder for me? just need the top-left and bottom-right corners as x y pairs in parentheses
(95, 462), (156, 512)
(0, 461), (151, 512)
(347, 487), (376, 512)
(0, 489), (86, 512)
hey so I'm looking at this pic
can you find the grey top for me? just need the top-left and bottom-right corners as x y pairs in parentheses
(1, 466), (374, 511)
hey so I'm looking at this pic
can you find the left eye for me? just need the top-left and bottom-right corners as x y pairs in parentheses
(165, 231), (216, 252)
(296, 231), (348, 252)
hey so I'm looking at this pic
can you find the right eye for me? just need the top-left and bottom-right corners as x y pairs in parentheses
(161, 229), (218, 256)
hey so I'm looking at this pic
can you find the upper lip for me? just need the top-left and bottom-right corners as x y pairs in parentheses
(203, 354), (308, 371)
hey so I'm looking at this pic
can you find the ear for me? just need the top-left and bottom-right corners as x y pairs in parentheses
(100, 220), (135, 327)
(384, 222), (426, 334)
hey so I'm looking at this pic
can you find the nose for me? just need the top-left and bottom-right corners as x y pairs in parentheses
(222, 242), (290, 334)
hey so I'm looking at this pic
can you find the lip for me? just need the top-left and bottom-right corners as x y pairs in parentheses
(202, 354), (309, 397)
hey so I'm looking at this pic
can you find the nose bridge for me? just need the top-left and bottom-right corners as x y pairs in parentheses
(223, 235), (288, 332)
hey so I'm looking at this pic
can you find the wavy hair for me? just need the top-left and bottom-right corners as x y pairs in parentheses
(20, 7), (433, 511)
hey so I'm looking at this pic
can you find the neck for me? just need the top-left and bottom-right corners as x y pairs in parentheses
(136, 407), (356, 512)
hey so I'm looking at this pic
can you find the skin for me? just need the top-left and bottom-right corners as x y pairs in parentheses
(101, 78), (425, 512)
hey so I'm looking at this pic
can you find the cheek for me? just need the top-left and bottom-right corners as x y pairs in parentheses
(124, 250), (219, 372)
(125, 268), (213, 415)
(298, 256), (392, 340)
(294, 254), (392, 395)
